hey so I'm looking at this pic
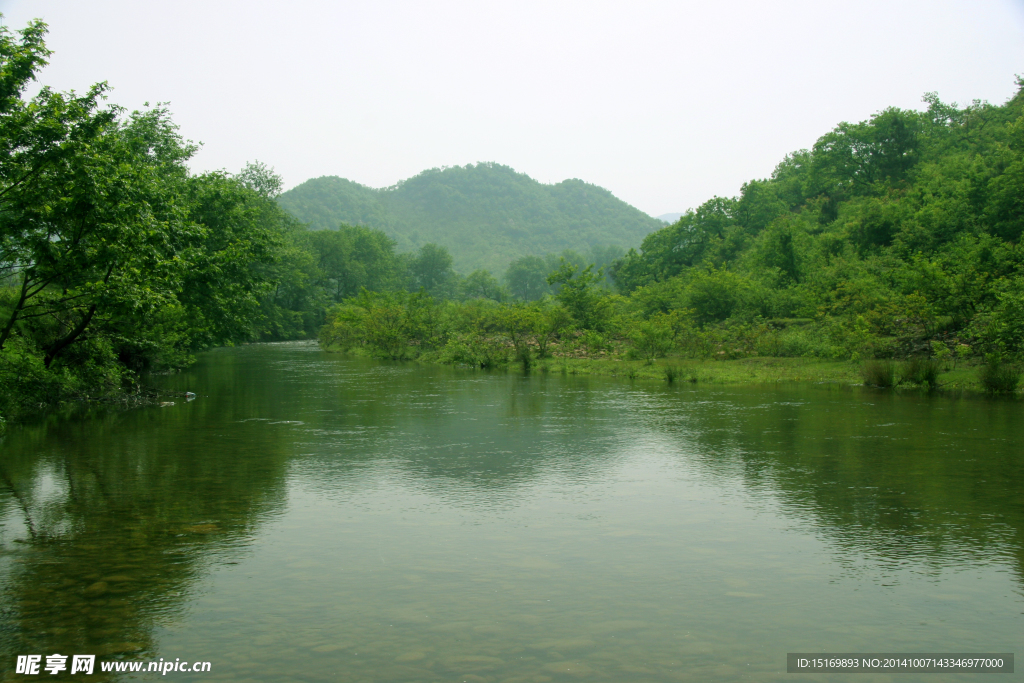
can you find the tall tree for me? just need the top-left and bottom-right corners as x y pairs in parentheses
(504, 255), (550, 301)
(0, 94), (198, 366)
(410, 243), (456, 298)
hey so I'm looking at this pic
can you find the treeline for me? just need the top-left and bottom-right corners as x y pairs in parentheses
(320, 80), (1024, 392)
(276, 163), (663, 273)
(267, 226), (624, 324)
(609, 85), (1024, 362)
(0, 18), (629, 424)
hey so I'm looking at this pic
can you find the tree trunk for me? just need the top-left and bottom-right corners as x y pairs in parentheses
(0, 272), (31, 351)
(43, 304), (97, 368)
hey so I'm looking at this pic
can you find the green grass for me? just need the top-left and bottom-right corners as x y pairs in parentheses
(323, 342), (1019, 396)
(529, 356), (866, 385)
(512, 356), (1019, 395)
(526, 355), (1020, 395)
(862, 360), (895, 387)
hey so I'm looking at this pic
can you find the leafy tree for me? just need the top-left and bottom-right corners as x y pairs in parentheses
(736, 179), (788, 233)
(611, 196), (737, 291)
(323, 290), (442, 359)
(178, 171), (286, 349)
(685, 268), (750, 326)
(259, 229), (324, 340)
(410, 243), (457, 298)
(504, 255), (551, 301)
(810, 107), (923, 198)
(460, 269), (504, 301)
(546, 260), (609, 330)
(0, 18), (303, 417)
(0, 98), (198, 367)
(532, 304), (572, 358)
(497, 304), (538, 366)
(236, 160), (283, 198)
(752, 217), (805, 283)
(628, 314), (675, 363)
(310, 225), (403, 301)
(984, 111), (1024, 242)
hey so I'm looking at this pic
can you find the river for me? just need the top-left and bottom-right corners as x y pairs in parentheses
(1, 342), (1020, 681)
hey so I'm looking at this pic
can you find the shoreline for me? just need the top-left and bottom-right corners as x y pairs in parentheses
(0, 388), (197, 435)
(322, 345), (1016, 397)
(2, 349), (1014, 435)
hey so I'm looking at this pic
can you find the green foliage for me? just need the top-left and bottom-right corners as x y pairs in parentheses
(410, 243), (457, 298)
(628, 315), (674, 363)
(607, 78), (1024, 375)
(810, 107), (923, 198)
(750, 217), (804, 283)
(436, 331), (509, 368)
(236, 160), (284, 198)
(278, 163), (664, 274)
(275, 175), (391, 235)
(460, 269), (505, 302)
(504, 255), (551, 301)
(321, 290), (443, 360)
(178, 171), (285, 348)
(0, 20), (312, 420)
(899, 357), (940, 387)
(612, 196), (738, 291)
(547, 260), (610, 330)
(533, 305), (572, 358)
(968, 276), (1024, 356)
(684, 268), (751, 325)
(497, 304), (539, 367)
(862, 360), (896, 387)
(978, 355), (1021, 393)
(309, 224), (404, 301)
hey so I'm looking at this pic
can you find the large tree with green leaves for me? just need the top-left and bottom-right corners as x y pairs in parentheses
(0, 19), (297, 417)
(0, 48), (199, 367)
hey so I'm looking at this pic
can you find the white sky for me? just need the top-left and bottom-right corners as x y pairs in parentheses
(1, 0), (1022, 217)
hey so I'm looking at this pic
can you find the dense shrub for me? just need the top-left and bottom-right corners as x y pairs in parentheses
(978, 356), (1021, 393)
(862, 360), (896, 387)
(900, 357), (940, 386)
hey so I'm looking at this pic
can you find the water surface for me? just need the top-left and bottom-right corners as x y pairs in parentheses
(1, 343), (1021, 682)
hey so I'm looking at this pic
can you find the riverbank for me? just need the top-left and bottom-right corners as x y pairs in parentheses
(502, 356), (1006, 394)
(323, 344), (1013, 395)
(0, 386), (197, 435)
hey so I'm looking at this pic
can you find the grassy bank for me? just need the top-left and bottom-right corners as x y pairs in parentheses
(527, 355), (863, 385)
(323, 344), (1016, 396)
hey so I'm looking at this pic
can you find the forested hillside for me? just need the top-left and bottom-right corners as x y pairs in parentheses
(320, 80), (1024, 392)
(610, 85), (1024, 359)
(277, 163), (665, 273)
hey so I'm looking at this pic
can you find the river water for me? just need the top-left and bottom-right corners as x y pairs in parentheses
(1, 342), (1021, 682)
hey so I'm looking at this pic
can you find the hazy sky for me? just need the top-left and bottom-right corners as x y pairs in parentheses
(1, 0), (1022, 217)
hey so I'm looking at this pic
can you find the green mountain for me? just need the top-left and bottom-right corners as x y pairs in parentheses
(277, 163), (664, 273)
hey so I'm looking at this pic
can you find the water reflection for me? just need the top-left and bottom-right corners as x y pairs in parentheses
(155, 345), (1024, 590)
(630, 386), (1024, 584)
(0, 386), (292, 679)
(0, 343), (1021, 682)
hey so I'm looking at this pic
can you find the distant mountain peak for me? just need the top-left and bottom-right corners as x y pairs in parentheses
(277, 164), (663, 273)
